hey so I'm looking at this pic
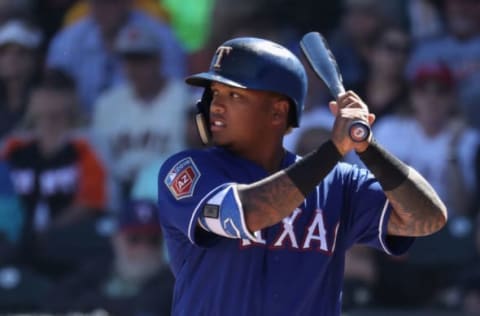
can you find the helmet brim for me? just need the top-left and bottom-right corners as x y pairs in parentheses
(186, 72), (247, 89)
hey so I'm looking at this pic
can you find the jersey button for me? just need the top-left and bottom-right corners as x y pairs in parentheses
(273, 255), (279, 262)
(273, 293), (279, 300)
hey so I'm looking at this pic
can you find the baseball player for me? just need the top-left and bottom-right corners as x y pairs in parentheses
(157, 37), (447, 315)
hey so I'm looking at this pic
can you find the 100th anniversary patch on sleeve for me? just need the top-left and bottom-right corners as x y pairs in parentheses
(165, 157), (201, 200)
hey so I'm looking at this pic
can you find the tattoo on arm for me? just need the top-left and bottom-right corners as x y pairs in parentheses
(237, 171), (305, 232)
(386, 168), (447, 237)
(236, 140), (341, 232)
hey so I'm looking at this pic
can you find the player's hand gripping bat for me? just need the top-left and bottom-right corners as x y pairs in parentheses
(300, 32), (370, 143)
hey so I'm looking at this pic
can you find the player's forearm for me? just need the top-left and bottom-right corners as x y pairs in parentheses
(238, 140), (342, 232)
(358, 140), (447, 237)
(238, 172), (305, 232)
(384, 168), (447, 236)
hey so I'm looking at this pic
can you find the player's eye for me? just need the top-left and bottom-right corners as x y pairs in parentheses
(230, 92), (240, 99)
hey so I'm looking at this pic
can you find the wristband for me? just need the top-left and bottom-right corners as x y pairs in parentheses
(285, 140), (342, 196)
(358, 139), (409, 191)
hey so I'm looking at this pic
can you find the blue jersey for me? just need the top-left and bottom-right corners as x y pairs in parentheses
(157, 146), (414, 316)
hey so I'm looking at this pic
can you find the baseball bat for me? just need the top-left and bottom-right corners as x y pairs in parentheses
(300, 32), (370, 143)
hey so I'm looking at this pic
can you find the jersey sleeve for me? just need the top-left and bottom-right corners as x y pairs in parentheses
(157, 151), (232, 247)
(339, 163), (414, 256)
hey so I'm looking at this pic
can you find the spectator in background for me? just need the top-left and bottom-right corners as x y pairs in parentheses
(30, 0), (78, 52)
(358, 24), (411, 122)
(1, 71), (107, 277)
(0, 1), (30, 25)
(131, 106), (204, 203)
(408, 0), (480, 130)
(0, 159), (23, 259)
(63, 0), (170, 26)
(0, 158), (52, 314)
(375, 62), (478, 218)
(42, 199), (174, 316)
(46, 0), (185, 116)
(92, 22), (192, 203)
(406, 0), (445, 42)
(0, 19), (42, 141)
(373, 61), (479, 308)
(328, 0), (388, 88)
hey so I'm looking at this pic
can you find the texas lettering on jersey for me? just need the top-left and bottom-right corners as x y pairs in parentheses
(240, 208), (339, 255)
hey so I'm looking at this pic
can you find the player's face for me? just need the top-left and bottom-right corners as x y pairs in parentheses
(209, 82), (284, 151)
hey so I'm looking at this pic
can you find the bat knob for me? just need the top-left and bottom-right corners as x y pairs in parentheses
(349, 121), (370, 142)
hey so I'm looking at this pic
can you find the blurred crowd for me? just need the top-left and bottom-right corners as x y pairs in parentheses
(0, 0), (479, 315)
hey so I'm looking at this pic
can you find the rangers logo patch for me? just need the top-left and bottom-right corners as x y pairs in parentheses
(165, 157), (201, 200)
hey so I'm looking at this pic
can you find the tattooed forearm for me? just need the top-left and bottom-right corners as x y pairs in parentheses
(386, 168), (447, 237)
(237, 171), (305, 232)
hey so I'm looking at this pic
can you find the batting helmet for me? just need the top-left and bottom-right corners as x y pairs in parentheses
(186, 37), (308, 128)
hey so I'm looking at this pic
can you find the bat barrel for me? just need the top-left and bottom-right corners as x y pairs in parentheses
(300, 31), (370, 143)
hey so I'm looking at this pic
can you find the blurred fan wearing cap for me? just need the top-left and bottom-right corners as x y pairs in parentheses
(408, 61), (458, 138)
(45, 0), (186, 115)
(114, 22), (161, 56)
(113, 23), (163, 102)
(91, 22), (192, 202)
(410, 61), (455, 92)
(0, 19), (43, 139)
(42, 198), (174, 315)
(113, 199), (165, 283)
(0, 20), (42, 49)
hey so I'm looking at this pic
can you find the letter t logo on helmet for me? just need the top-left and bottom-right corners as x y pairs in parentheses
(213, 46), (233, 69)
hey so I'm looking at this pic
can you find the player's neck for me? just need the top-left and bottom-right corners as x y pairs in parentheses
(235, 142), (286, 174)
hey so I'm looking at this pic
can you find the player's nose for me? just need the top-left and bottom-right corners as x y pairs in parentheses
(210, 100), (226, 114)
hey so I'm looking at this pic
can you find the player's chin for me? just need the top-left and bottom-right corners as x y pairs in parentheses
(211, 134), (229, 147)
(213, 135), (238, 149)
(211, 128), (229, 140)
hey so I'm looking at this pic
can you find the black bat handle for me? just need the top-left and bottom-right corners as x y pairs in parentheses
(333, 87), (370, 142)
(348, 120), (370, 143)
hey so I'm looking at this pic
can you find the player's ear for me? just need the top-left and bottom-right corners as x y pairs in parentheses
(271, 97), (290, 127)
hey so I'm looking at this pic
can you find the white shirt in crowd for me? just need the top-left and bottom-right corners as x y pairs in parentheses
(92, 80), (192, 185)
(374, 115), (479, 215)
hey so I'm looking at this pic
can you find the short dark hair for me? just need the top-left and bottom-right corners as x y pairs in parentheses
(39, 68), (77, 92)
(23, 68), (85, 127)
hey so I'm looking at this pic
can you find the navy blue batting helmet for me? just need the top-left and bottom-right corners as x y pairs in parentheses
(186, 37), (308, 127)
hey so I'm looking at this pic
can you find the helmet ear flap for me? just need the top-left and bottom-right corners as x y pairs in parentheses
(195, 88), (212, 145)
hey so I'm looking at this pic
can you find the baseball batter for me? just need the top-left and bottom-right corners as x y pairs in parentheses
(157, 37), (447, 315)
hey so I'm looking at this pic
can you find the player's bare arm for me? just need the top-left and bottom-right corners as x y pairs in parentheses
(237, 171), (305, 232)
(237, 136), (343, 232)
(383, 168), (447, 236)
(331, 91), (447, 237)
(238, 145), (447, 236)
